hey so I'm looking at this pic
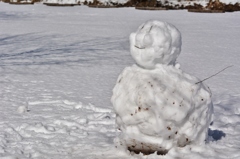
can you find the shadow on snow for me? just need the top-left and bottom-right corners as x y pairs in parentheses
(0, 32), (131, 67)
(208, 128), (226, 141)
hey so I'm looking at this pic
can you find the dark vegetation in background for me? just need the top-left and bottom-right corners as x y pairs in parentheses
(1, 0), (240, 12)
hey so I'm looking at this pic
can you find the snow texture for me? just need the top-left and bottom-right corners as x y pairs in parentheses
(43, 0), (128, 5)
(43, 0), (83, 4)
(112, 21), (213, 154)
(130, 20), (182, 69)
(1, 2), (240, 159)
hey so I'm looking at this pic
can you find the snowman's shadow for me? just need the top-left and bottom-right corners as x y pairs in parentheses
(208, 128), (226, 141)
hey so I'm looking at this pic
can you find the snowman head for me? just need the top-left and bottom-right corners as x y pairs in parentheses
(130, 20), (182, 69)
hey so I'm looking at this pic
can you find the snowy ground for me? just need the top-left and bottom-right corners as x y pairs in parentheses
(0, 2), (240, 159)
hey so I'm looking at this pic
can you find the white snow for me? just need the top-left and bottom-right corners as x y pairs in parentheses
(112, 20), (213, 154)
(43, 0), (128, 5)
(130, 20), (182, 69)
(0, 2), (240, 159)
(218, 0), (240, 4)
(43, 0), (81, 4)
(97, 0), (129, 5)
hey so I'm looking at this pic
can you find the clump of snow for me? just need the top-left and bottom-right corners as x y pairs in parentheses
(17, 102), (29, 114)
(17, 106), (28, 113)
(112, 20), (213, 155)
(130, 21), (182, 69)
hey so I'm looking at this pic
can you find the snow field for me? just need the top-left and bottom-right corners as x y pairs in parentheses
(0, 69), (116, 158)
(0, 2), (240, 159)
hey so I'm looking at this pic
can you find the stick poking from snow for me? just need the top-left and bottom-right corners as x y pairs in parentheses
(195, 65), (233, 84)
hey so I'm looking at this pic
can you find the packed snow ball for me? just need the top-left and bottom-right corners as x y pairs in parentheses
(130, 20), (182, 69)
(112, 20), (213, 155)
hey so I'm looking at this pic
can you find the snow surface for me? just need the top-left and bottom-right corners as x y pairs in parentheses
(43, 0), (128, 5)
(219, 0), (240, 4)
(0, 2), (240, 159)
(43, 0), (82, 4)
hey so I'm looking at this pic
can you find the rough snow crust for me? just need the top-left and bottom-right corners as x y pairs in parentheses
(112, 21), (213, 154)
(130, 21), (181, 69)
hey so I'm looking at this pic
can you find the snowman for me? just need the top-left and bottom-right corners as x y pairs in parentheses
(111, 20), (213, 155)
